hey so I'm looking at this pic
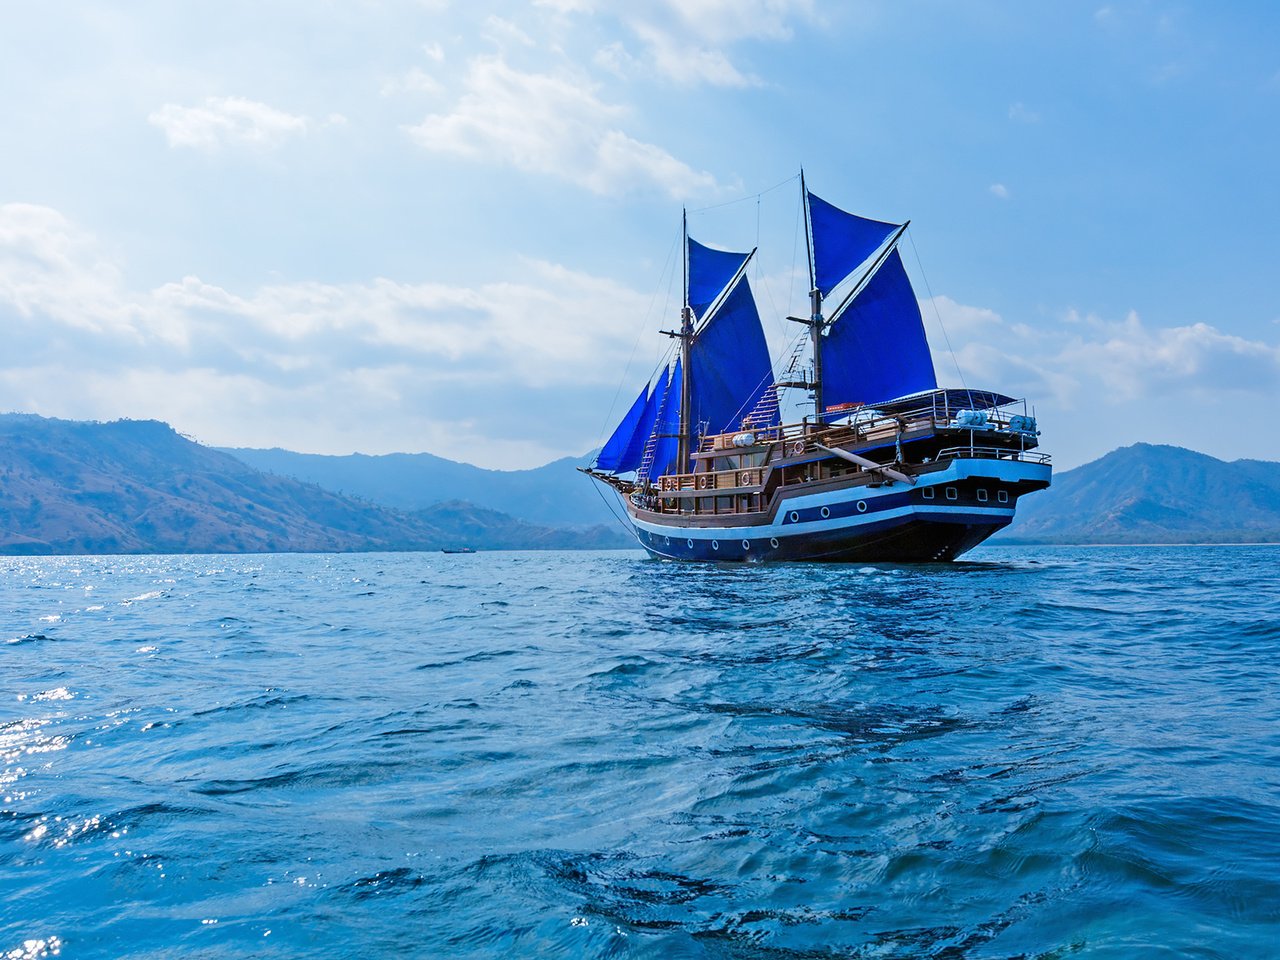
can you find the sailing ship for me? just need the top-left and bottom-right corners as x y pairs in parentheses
(582, 176), (1051, 562)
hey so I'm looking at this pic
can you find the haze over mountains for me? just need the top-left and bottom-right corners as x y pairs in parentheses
(219, 447), (613, 528)
(1, 414), (1278, 555)
(0, 415), (629, 555)
(997, 443), (1280, 544)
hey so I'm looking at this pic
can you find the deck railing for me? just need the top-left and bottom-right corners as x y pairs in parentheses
(935, 445), (1051, 465)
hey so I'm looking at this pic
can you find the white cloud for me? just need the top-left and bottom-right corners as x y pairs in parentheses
(629, 21), (759, 87)
(593, 41), (637, 77)
(1008, 101), (1040, 123)
(404, 55), (720, 198)
(148, 96), (309, 150)
(380, 67), (443, 98)
(921, 294), (1280, 410)
(0, 203), (662, 464)
(482, 15), (536, 49)
(659, 0), (815, 44)
(1058, 310), (1280, 399)
(989, 183), (1010, 199)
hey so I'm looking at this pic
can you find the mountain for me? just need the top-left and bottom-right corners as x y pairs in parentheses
(219, 447), (614, 528)
(999, 443), (1280, 543)
(0, 415), (633, 555)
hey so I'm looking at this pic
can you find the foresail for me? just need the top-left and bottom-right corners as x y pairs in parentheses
(647, 358), (682, 480)
(688, 237), (751, 321)
(689, 276), (776, 444)
(808, 191), (900, 298)
(595, 380), (650, 472)
(821, 249), (937, 409)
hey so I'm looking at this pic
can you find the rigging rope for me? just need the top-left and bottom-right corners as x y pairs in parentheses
(907, 229), (970, 396)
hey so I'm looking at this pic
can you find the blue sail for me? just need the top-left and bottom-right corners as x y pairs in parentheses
(688, 237), (750, 321)
(622, 370), (663, 470)
(647, 358), (682, 480)
(596, 380), (651, 472)
(689, 276), (776, 442)
(808, 191), (900, 298)
(822, 249), (937, 409)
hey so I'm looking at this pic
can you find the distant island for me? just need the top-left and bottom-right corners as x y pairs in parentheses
(0, 415), (630, 555)
(1, 414), (1277, 555)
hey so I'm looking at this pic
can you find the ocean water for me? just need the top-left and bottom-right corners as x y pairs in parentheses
(2, 546), (1279, 959)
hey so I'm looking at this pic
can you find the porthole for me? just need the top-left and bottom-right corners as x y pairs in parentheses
(997, 490), (1009, 504)
(770, 537), (779, 549)
(712, 540), (719, 551)
(922, 488), (935, 500)
(687, 538), (694, 548)
(977, 489), (988, 502)
(857, 500), (867, 513)
(820, 506), (830, 519)
(946, 487), (958, 500)
(665, 536), (671, 545)
(742, 540), (751, 550)
(789, 511), (799, 523)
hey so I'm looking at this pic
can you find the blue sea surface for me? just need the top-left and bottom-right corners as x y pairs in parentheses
(2, 546), (1279, 958)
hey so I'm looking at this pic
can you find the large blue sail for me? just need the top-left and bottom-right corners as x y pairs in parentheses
(595, 380), (650, 472)
(597, 374), (662, 473)
(647, 358), (682, 480)
(688, 237), (750, 321)
(689, 276), (776, 442)
(808, 191), (900, 297)
(822, 249), (937, 408)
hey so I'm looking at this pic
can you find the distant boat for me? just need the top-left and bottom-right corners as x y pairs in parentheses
(582, 173), (1051, 562)
(441, 547), (476, 554)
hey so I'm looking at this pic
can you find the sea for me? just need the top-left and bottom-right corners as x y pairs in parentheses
(2, 545), (1278, 959)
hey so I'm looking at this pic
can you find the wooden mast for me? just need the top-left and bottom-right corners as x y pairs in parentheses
(800, 170), (825, 423)
(677, 208), (693, 471)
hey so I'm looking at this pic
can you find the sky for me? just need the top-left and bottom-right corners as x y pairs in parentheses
(1, 0), (1277, 471)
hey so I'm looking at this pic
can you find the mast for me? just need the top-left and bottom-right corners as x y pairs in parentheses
(678, 208), (693, 471)
(793, 170), (825, 423)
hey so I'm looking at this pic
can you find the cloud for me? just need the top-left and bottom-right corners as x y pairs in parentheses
(921, 294), (1280, 409)
(148, 96), (310, 150)
(0, 204), (657, 464)
(1008, 101), (1040, 123)
(659, 0), (815, 44)
(404, 55), (721, 197)
(989, 183), (1010, 199)
(1058, 310), (1280, 399)
(482, 15), (536, 49)
(629, 21), (759, 87)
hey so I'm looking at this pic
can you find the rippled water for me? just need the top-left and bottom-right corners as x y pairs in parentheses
(3, 546), (1279, 958)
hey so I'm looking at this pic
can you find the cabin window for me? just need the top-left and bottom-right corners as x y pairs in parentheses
(977, 489), (988, 502)
(713, 455), (741, 471)
(742, 451), (766, 468)
(922, 488), (935, 500)
(716, 496), (732, 513)
(997, 490), (1009, 504)
(945, 487), (958, 500)
(696, 496), (713, 512)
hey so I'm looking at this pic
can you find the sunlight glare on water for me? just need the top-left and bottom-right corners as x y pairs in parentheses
(2, 546), (1279, 957)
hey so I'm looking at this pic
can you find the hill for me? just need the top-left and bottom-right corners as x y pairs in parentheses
(219, 447), (614, 528)
(1000, 443), (1280, 544)
(0, 415), (632, 555)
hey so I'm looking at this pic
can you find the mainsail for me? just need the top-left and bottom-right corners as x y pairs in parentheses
(687, 239), (750, 321)
(807, 191), (900, 297)
(688, 275), (776, 438)
(803, 187), (935, 410)
(822, 249), (937, 407)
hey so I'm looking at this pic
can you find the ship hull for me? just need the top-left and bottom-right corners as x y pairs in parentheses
(625, 457), (1049, 563)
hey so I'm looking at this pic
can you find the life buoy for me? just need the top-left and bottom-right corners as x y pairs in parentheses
(696, 475), (710, 490)
(791, 441), (805, 456)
